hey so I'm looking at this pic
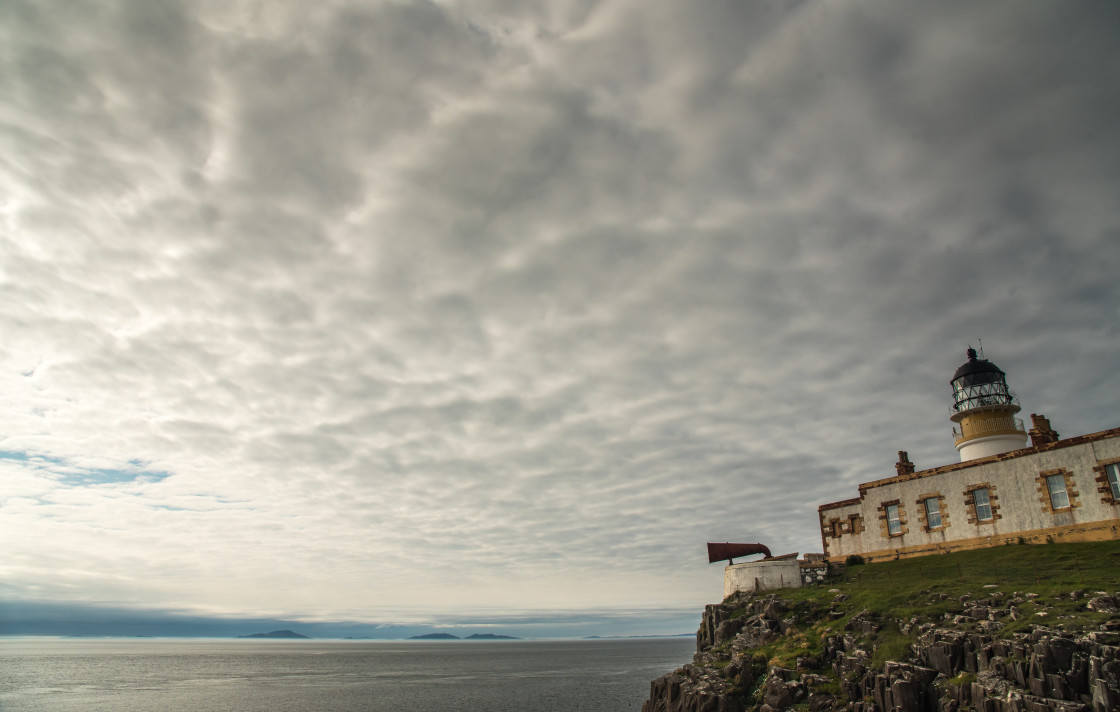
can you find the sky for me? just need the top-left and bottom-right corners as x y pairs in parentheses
(2, 0), (1119, 638)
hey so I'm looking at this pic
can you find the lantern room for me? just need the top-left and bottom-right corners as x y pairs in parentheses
(949, 347), (1028, 461)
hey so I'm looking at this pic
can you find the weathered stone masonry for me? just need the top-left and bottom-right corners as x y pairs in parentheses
(819, 427), (1120, 563)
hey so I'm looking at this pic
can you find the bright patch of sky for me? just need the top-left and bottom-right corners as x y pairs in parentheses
(1, 450), (171, 486)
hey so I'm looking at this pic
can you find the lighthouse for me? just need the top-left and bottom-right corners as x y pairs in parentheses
(819, 348), (1120, 564)
(949, 347), (1028, 461)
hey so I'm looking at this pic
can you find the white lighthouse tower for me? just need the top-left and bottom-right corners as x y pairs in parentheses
(949, 347), (1028, 461)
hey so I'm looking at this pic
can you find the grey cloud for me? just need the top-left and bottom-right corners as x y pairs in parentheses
(214, 2), (502, 215)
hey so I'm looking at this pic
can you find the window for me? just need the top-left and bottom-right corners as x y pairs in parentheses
(879, 500), (906, 537)
(924, 497), (942, 528)
(1046, 474), (1070, 509)
(886, 504), (901, 535)
(965, 483), (1000, 523)
(973, 488), (993, 521)
(1037, 469), (1079, 512)
(1094, 462), (1120, 504)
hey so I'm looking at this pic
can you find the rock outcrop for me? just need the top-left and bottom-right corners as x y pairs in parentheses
(642, 665), (744, 712)
(642, 590), (1120, 712)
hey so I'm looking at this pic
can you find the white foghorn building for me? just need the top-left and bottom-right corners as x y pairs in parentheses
(818, 349), (1120, 563)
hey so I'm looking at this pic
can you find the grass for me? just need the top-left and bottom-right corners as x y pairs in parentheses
(869, 628), (912, 668)
(774, 540), (1120, 633)
(949, 672), (977, 687)
(838, 540), (1118, 591)
(708, 540), (1120, 704)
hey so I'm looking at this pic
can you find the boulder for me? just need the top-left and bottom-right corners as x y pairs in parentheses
(1086, 595), (1119, 614)
(761, 599), (787, 622)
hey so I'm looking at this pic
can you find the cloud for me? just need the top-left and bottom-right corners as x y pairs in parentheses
(2, 0), (1118, 629)
(0, 599), (700, 638)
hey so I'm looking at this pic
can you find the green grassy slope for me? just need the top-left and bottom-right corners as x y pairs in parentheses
(707, 540), (1120, 703)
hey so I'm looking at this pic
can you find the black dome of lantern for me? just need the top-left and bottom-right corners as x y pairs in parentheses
(951, 347), (1006, 385)
(950, 347), (1017, 413)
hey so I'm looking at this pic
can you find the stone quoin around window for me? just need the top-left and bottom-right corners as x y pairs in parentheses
(878, 500), (907, 538)
(916, 492), (949, 532)
(963, 483), (1001, 524)
(827, 517), (843, 538)
(1036, 468), (1080, 513)
(1092, 459), (1120, 505)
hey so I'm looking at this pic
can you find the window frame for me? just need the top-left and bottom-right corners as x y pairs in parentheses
(1091, 459), (1120, 504)
(878, 500), (906, 538)
(924, 497), (942, 529)
(916, 492), (948, 532)
(1037, 468), (1079, 513)
(972, 487), (993, 521)
(1046, 473), (1071, 510)
(886, 503), (902, 535)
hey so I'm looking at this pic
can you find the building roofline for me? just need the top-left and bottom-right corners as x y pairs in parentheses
(818, 497), (862, 513)
(852, 425), (1120, 495)
(817, 425), (1120, 513)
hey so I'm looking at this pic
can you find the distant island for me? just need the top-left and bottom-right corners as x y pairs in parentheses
(408, 633), (519, 640)
(237, 630), (309, 639)
(583, 633), (693, 640)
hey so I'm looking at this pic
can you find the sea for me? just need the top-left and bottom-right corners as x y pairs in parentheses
(0, 637), (695, 712)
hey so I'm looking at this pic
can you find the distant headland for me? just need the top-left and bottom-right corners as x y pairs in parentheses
(408, 633), (519, 640)
(584, 634), (693, 640)
(237, 630), (310, 639)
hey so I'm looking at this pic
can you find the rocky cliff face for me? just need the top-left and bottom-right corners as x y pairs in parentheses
(641, 590), (1120, 712)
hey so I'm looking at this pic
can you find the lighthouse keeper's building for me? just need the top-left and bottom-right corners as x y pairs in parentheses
(818, 349), (1120, 563)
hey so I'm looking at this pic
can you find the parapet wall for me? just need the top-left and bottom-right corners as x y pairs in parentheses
(723, 557), (801, 598)
(799, 557), (830, 586)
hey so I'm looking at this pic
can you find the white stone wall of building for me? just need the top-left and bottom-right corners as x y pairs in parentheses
(820, 431), (1120, 562)
(723, 558), (802, 597)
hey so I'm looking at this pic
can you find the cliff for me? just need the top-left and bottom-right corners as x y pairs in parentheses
(641, 544), (1120, 712)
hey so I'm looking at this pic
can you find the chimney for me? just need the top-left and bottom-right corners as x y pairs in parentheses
(1028, 414), (1059, 447)
(895, 451), (915, 477)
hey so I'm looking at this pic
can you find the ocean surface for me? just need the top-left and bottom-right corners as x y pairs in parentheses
(0, 637), (695, 712)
